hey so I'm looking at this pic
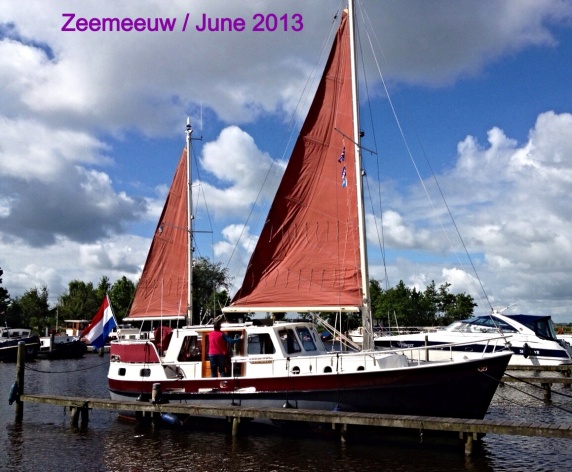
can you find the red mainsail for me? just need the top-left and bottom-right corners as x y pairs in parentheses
(126, 149), (189, 320)
(229, 12), (363, 311)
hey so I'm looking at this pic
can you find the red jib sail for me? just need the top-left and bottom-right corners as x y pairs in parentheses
(229, 12), (362, 311)
(126, 149), (188, 320)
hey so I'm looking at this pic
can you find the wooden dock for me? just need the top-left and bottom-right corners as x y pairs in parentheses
(10, 342), (572, 456)
(503, 364), (572, 402)
(18, 393), (572, 455)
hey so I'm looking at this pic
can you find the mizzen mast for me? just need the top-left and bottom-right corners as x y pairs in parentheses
(185, 118), (193, 326)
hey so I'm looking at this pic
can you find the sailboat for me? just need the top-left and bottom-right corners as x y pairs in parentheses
(109, 3), (511, 420)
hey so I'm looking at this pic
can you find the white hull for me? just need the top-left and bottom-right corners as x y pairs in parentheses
(375, 313), (572, 367)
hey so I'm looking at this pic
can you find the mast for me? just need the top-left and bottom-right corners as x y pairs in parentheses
(348, 0), (373, 350)
(186, 118), (193, 326)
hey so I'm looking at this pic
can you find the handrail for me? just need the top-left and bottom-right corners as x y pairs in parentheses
(229, 334), (511, 366)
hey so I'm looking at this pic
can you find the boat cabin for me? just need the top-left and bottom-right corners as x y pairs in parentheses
(64, 320), (90, 336)
(1, 327), (34, 338)
(109, 321), (407, 386)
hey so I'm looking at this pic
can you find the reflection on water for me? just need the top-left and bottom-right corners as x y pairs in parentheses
(1, 357), (571, 472)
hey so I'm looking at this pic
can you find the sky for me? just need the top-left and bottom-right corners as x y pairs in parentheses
(2, 0), (572, 322)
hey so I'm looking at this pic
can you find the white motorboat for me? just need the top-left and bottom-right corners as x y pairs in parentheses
(375, 312), (572, 366)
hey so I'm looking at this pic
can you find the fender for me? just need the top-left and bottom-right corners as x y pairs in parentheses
(8, 382), (19, 405)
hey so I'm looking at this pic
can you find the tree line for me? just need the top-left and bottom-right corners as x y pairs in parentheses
(0, 257), (230, 334)
(1, 263), (475, 334)
(369, 279), (476, 328)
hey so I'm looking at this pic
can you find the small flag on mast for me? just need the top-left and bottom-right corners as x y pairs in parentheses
(82, 294), (117, 349)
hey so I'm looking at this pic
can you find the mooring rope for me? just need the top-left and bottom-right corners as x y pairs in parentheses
(482, 370), (572, 415)
(24, 361), (109, 374)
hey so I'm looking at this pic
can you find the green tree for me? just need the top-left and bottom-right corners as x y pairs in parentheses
(373, 280), (422, 327)
(436, 282), (476, 325)
(95, 276), (111, 302)
(58, 280), (101, 321)
(16, 286), (51, 333)
(0, 267), (10, 324)
(192, 257), (230, 324)
(371, 279), (475, 328)
(109, 276), (136, 322)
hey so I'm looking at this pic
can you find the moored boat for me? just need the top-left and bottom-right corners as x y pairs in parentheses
(374, 312), (572, 366)
(0, 327), (40, 362)
(108, 2), (512, 420)
(109, 320), (511, 419)
(37, 334), (88, 360)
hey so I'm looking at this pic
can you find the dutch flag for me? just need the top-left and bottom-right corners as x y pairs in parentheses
(82, 294), (117, 349)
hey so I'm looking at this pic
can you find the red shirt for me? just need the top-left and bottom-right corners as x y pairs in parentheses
(209, 330), (228, 355)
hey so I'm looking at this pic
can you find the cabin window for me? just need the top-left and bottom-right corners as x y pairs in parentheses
(140, 368), (151, 377)
(462, 316), (517, 333)
(178, 336), (202, 362)
(224, 331), (243, 357)
(247, 334), (276, 355)
(296, 327), (317, 352)
(118, 368), (126, 376)
(278, 329), (301, 354)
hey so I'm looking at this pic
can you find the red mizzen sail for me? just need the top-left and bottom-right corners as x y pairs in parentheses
(229, 12), (363, 311)
(126, 149), (188, 320)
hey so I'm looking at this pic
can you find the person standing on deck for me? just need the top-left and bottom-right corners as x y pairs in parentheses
(208, 320), (243, 377)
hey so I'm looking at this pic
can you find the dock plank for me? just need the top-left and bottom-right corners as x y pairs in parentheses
(19, 394), (572, 439)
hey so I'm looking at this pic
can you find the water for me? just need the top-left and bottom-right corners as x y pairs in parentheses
(1, 355), (571, 471)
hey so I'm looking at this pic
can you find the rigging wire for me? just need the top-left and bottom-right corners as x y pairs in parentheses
(188, 135), (213, 261)
(357, 1), (493, 311)
(355, 2), (390, 292)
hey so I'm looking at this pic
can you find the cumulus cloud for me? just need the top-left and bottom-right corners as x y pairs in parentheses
(198, 126), (284, 218)
(3, 0), (569, 136)
(375, 111), (572, 316)
(0, 164), (146, 247)
(0, 234), (150, 305)
(2, 0), (572, 322)
(368, 0), (572, 86)
(213, 223), (259, 292)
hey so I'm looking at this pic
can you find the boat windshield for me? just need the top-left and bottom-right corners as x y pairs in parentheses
(296, 326), (317, 352)
(278, 328), (301, 354)
(277, 326), (324, 354)
(518, 317), (558, 340)
(444, 316), (518, 334)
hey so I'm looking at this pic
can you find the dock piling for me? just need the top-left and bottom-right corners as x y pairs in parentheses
(231, 416), (240, 436)
(462, 432), (476, 456)
(340, 423), (348, 444)
(15, 341), (25, 423)
(69, 404), (90, 428)
(541, 382), (552, 403)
